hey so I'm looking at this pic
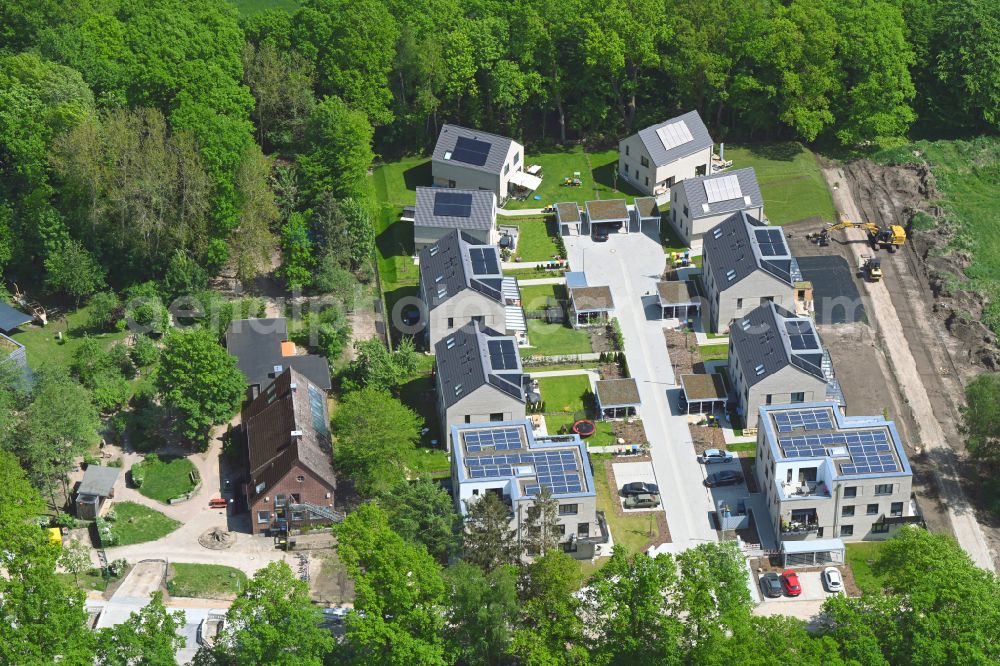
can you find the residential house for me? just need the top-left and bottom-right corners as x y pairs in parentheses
(728, 303), (843, 429)
(413, 186), (498, 251)
(225, 318), (331, 401)
(435, 321), (529, 449)
(451, 419), (608, 559)
(668, 168), (764, 246)
(432, 124), (535, 202)
(241, 368), (340, 536)
(75, 466), (120, 520)
(702, 211), (797, 332)
(754, 403), (918, 566)
(618, 111), (713, 196)
(419, 230), (527, 351)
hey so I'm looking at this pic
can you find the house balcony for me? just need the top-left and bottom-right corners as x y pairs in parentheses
(781, 508), (820, 539)
(778, 479), (831, 500)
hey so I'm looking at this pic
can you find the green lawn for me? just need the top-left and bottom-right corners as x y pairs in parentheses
(592, 456), (661, 555)
(522, 320), (593, 357)
(503, 217), (562, 262)
(58, 569), (113, 592)
(524, 362), (597, 373)
(370, 157), (424, 296)
(397, 355), (451, 477)
(727, 442), (757, 454)
(228, 0), (299, 15)
(519, 283), (567, 311)
(537, 374), (591, 413)
(109, 502), (181, 546)
(167, 563), (248, 599)
(699, 344), (730, 362)
(725, 143), (836, 226)
(505, 266), (566, 278)
(133, 456), (197, 503)
(845, 541), (889, 595)
(545, 413), (616, 442)
(11, 304), (128, 371)
(503, 145), (642, 210)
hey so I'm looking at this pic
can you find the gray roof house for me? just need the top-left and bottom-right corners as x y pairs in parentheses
(618, 111), (714, 196)
(668, 168), (764, 246)
(225, 318), (332, 400)
(431, 124), (528, 203)
(727, 303), (842, 429)
(434, 321), (529, 449)
(701, 211), (799, 332)
(75, 465), (120, 520)
(419, 230), (527, 351)
(413, 187), (498, 250)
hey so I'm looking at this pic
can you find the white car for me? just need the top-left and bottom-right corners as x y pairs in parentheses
(700, 448), (734, 464)
(823, 567), (844, 593)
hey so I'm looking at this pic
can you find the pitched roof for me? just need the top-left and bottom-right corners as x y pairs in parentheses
(634, 110), (713, 167)
(419, 230), (505, 310)
(77, 465), (119, 497)
(432, 124), (517, 176)
(243, 367), (336, 499)
(676, 167), (763, 219)
(729, 303), (825, 387)
(414, 187), (496, 232)
(595, 378), (641, 407)
(435, 321), (525, 408)
(225, 318), (332, 391)
(702, 211), (793, 290)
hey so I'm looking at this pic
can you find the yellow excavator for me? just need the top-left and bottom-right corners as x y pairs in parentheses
(816, 217), (907, 252)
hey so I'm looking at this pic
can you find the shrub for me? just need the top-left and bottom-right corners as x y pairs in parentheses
(83, 452), (99, 467)
(54, 512), (76, 529)
(71, 337), (111, 386)
(130, 463), (145, 488)
(106, 558), (128, 578)
(91, 372), (132, 412)
(95, 517), (117, 546)
(131, 335), (160, 367)
(107, 343), (136, 378)
(107, 457), (123, 468)
(124, 282), (170, 336)
(313, 255), (358, 305)
(87, 291), (122, 331)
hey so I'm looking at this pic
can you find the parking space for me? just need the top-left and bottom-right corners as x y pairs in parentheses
(757, 567), (845, 604)
(612, 461), (662, 512)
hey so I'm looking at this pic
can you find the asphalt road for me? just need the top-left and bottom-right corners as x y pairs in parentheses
(795, 255), (867, 325)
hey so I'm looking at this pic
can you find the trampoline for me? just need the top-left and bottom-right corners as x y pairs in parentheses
(572, 420), (596, 437)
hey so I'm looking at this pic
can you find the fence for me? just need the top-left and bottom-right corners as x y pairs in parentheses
(523, 352), (603, 364)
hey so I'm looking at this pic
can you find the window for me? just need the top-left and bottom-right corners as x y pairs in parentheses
(504, 163), (510, 175)
(448, 180), (456, 188)
(786, 469), (793, 483)
(791, 392), (805, 403)
(840, 525), (854, 537)
(634, 169), (639, 178)
(559, 504), (578, 516)
(640, 156), (649, 168)
(871, 522), (890, 534)
(866, 503), (879, 516)
(472, 315), (485, 325)
(890, 501), (904, 517)
(556, 524), (566, 536)
(490, 412), (503, 421)
(296, 475), (305, 482)
(760, 296), (774, 305)
(624, 162), (629, 174)
(736, 298), (743, 308)
(257, 511), (271, 524)
(841, 505), (855, 517)
(514, 152), (520, 164)
(291, 509), (305, 522)
(464, 415), (471, 424)
(577, 522), (589, 537)
(844, 486), (857, 498)
(625, 145), (630, 156)
(875, 484), (893, 496)
(447, 317), (454, 328)
(765, 394), (772, 406)
(645, 177), (649, 187)
(683, 205), (689, 218)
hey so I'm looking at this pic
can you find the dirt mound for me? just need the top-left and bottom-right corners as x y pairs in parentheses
(842, 159), (999, 371)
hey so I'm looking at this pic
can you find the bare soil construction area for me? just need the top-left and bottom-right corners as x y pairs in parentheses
(784, 162), (999, 570)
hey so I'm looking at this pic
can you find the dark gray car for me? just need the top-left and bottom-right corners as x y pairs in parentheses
(621, 481), (660, 497)
(704, 470), (744, 487)
(760, 572), (783, 598)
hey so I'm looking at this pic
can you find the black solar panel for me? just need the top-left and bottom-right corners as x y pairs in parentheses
(434, 192), (473, 217)
(778, 429), (900, 474)
(451, 136), (492, 166)
(487, 339), (519, 370)
(463, 427), (523, 453)
(469, 247), (500, 275)
(785, 319), (819, 350)
(774, 409), (833, 433)
(755, 228), (787, 257)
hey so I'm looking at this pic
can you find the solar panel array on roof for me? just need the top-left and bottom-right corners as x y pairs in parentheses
(754, 228), (787, 257)
(487, 339), (519, 371)
(463, 427), (522, 453)
(785, 319), (819, 350)
(451, 136), (492, 166)
(779, 430), (899, 474)
(656, 121), (694, 150)
(469, 247), (500, 275)
(465, 448), (584, 495)
(774, 409), (834, 433)
(307, 384), (328, 435)
(704, 175), (743, 203)
(434, 192), (473, 217)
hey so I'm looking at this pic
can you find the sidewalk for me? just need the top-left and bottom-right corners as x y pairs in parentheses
(498, 207), (547, 216)
(517, 277), (566, 286)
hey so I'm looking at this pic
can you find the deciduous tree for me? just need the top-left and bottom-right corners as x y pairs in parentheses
(462, 492), (518, 572)
(95, 591), (184, 666)
(380, 478), (461, 561)
(962, 373), (1000, 464)
(444, 561), (518, 666)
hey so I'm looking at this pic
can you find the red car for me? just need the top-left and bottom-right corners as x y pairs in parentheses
(781, 569), (802, 596)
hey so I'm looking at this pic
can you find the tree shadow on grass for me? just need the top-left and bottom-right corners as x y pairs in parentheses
(375, 219), (414, 264)
(383, 285), (419, 347)
(402, 160), (433, 192)
(591, 159), (643, 197)
(746, 142), (804, 162)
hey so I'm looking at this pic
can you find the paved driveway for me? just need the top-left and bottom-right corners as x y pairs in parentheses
(564, 231), (718, 549)
(612, 461), (662, 512)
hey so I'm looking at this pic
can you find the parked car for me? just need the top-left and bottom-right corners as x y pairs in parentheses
(593, 230), (609, 242)
(823, 567), (844, 593)
(704, 470), (744, 487)
(760, 572), (783, 598)
(700, 448), (734, 464)
(624, 493), (660, 509)
(621, 481), (660, 497)
(781, 570), (802, 596)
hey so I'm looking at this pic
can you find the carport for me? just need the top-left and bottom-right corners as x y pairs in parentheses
(556, 202), (582, 236)
(632, 197), (661, 234)
(586, 199), (630, 235)
(679, 373), (727, 414)
(780, 537), (845, 568)
(657, 280), (700, 319)
(569, 285), (614, 328)
(595, 378), (641, 419)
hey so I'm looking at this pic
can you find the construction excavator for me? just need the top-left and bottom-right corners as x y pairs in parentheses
(813, 217), (907, 252)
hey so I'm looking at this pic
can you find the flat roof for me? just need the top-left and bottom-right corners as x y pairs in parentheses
(781, 537), (845, 554)
(759, 403), (912, 480)
(595, 378), (641, 407)
(555, 202), (581, 223)
(656, 280), (700, 306)
(680, 374), (727, 401)
(451, 421), (595, 506)
(633, 197), (659, 219)
(570, 285), (614, 312)
(77, 465), (120, 497)
(0, 302), (32, 332)
(564, 271), (587, 288)
(586, 199), (629, 223)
